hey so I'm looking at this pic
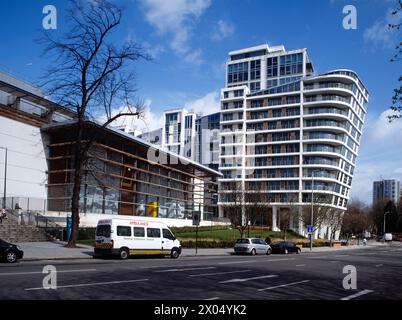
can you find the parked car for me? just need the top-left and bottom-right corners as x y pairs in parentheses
(234, 238), (272, 255)
(0, 239), (24, 263)
(270, 241), (301, 254)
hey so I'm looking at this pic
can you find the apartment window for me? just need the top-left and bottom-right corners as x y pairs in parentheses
(224, 92), (229, 99)
(228, 62), (249, 83)
(250, 82), (261, 92)
(250, 60), (261, 80)
(280, 53), (303, 76)
(267, 57), (278, 78)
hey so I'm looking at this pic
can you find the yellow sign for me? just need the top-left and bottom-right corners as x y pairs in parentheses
(146, 202), (158, 217)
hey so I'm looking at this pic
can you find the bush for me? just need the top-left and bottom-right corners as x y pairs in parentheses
(78, 228), (96, 240)
(180, 240), (235, 248)
(171, 225), (230, 234)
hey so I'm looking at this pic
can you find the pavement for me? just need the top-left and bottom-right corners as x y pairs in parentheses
(0, 243), (401, 300)
(12, 240), (392, 261)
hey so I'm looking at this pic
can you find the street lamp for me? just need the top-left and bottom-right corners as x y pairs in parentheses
(383, 211), (390, 237)
(0, 147), (7, 209)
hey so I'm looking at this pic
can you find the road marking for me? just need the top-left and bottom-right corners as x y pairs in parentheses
(154, 267), (216, 273)
(333, 255), (349, 258)
(217, 258), (295, 265)
(220, 275), (277, 284)
(340, 289), (374, 300)
(189, 270), (252, 277)
(258, 280), (310, 291)
(329, 261), (339, 263)
(139, 263), (201, 269)
(204, 297), (220, 300)
(217, 260), (256, 265)
(25, 278), (149, 291)
(375, 264), (383, 267)
(295, 264), (306, 267)
(0, 269), (97, 276)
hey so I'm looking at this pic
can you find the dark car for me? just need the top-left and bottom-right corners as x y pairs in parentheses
(0, 239), (24, 263)
(270, 241), (301, 254)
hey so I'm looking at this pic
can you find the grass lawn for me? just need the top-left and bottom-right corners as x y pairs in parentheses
(77, 239), (95, 247)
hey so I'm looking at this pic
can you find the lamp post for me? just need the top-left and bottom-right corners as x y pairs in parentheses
(0, 147), (7, 209)
(383, 211), (390, 236)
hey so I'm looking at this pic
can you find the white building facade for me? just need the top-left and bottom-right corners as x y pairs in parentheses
(218, 44), (369, 239)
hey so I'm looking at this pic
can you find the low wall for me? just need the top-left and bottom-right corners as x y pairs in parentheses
(44, 211), (230, 228)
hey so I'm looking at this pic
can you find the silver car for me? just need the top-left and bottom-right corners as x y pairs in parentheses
(234, 238), (272, 255)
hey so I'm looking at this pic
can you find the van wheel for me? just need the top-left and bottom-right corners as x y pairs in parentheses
(119, 248), (129, 260)
(171, 248), (180, 259)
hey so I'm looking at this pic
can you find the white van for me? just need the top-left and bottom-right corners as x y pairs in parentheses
(94, 218), (182, 259)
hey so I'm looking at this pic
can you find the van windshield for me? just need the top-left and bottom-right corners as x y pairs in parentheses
(96, 225), (111, 237)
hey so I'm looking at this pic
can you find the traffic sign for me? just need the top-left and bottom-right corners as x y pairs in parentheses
(307, 225), (313, 233)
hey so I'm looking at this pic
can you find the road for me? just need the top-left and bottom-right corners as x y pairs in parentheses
(1, 244), (401, 300)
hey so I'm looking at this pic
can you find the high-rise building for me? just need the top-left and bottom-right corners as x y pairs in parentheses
(219, 44), (369, 239)
(373, 179), (401, 204)
(161, 108), (198, 159)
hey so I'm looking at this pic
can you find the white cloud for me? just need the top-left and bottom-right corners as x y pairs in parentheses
(363, 7), (402, 49)
(211, 20), (235, 42)
(139, 0), (211, 63)
(183, 48), (203, 66)
(183, 91), (220, 115)
(350, 109), (402, 203)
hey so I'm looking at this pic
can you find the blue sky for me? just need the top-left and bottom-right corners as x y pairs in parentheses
(0, 0), (401, 203)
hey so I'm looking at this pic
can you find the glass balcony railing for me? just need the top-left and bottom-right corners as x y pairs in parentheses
(304, 95), (351, 104)
(305, 107), (348, 116)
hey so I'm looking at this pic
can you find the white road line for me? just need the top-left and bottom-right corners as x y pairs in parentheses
(0, 269), (97, 276)
(340, 289), (374, 300)
(154, 267), (216, 273)
(218, 260), (256, 265)
(139, 263), (201, 269)
(189, 270), (252, 277)
(220, 275), (277, 284)
(375, 264), (383, 267)
(258, 280), (310, 291)
(329, 261), (340, 263)
(204, 297), (220, 300)
(25, 279), (149, 291)
(333, 255), (349, 258)
(295, 264), (306, 267)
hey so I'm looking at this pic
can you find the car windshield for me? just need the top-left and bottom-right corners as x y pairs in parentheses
(96, 225), (111, 237)
(236, 239), (250, 244)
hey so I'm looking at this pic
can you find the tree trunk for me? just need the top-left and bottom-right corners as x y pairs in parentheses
(66, 122), (84, 248)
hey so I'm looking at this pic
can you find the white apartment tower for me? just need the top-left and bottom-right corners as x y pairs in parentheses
(218, 44), (369, 239)
(161, 108), (197, 160)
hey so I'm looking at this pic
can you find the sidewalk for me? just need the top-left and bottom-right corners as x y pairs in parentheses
(10, 240), (395, 262)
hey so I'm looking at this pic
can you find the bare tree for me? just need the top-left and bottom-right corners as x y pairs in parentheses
(281, 193), (300, 240)
(325, 208), (344, 244)
(40, 0), (149, 247)
(341, 200), (371, 240)
(388, 0), (402, 121)
(300, 194), (333, 239)
(220, 181), (247, 238)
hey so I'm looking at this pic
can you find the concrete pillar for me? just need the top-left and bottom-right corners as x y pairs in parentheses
(297, 206), (304, 237)
(272, 206), (280, 231)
